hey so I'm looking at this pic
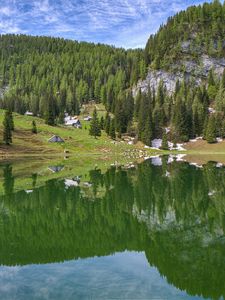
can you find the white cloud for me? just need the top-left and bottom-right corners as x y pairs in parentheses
(0, 0), (213, 48)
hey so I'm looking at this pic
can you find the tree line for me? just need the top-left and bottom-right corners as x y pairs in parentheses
(0, 34), (145, 121)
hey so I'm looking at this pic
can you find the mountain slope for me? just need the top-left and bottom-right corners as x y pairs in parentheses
(0, 1), (225, 147)
(135, 0), (225, 95)
(0, 35), (144, 117)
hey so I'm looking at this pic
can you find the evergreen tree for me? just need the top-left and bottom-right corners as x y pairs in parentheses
(104, 113), (111, 135)
(100, 116), (104, 130)
(161, 131), (169, 150)
(89, 108), (101, 138)
(205, 115), (217, 143)
(109, 118), (116, 139)
(143, 115), (153, 146)
(8, 111), (14, 131)
(58, 111), (65, 124)
(32, 120), (37, 134)
(3, 111), (12, 145)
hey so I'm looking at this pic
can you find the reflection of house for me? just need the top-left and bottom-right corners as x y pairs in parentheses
(83, 116), (92, 121)
(208, 107), (216, 114)
(24, 111), (34, 116)
(64, 115), (82, 128)
(48, 135), (64, 143)
(65, 179), (79, 188)
(48, 165), (64, 173)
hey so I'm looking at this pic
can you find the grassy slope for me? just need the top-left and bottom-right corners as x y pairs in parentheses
(0, 105), (134, 160)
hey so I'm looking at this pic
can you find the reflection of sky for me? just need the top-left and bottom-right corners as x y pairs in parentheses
(0, 251), (204, 300)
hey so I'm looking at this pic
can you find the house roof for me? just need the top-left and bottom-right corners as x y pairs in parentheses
(48, 135), (64, 143)
(65, 119), (81, 125)
(48, 165), (64, 173)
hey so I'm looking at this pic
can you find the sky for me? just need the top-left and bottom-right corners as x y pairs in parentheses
(0, 0), (213, 49)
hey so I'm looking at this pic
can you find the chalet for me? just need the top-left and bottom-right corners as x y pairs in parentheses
(48, 165), (64, 173)
(64, 115), (82, 128)
(48, 135), (64, 143)
(24, 111), (34, 116)
(83, 116), (92, 121)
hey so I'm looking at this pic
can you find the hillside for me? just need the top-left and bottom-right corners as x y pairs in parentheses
(0, 1), (225, 150)
(0, 105), (127, 159)
(0, 35), (145, 116)
(133, 0), (225, 145)
(135, 1), (225, 94)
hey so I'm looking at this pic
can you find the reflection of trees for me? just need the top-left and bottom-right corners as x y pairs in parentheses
(3, 164), (14, 196)
(0, 161), (224, 299)
(145, 229), (225, 300)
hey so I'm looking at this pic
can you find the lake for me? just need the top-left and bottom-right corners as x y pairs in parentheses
(0, 157), (224, 300)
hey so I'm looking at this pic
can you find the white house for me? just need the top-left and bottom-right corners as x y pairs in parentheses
(83, 116), (92, 121)
(24, 111), (34, 116)
(64, 116), (82, 128)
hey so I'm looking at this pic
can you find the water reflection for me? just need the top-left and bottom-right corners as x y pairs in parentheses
(0, 159), (224, 299)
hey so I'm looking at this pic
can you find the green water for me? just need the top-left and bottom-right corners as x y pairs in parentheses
(0, 158), (224, 299)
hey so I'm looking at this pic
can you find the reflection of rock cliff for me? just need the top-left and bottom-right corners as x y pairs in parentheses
(133, 55), (225, 96)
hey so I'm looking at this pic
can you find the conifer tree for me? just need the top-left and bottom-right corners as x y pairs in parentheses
(100, 116), (104, 130)
(143, 115), (153, 146)
(205, 114), (217, 143)
(104, 113), (111, 135)
(8, 111), (14, 131)
(3, 110), (12, 145)
(32, 120), (37, 134)
(89, 108), (101, 138)
(58, 111), (65, 124)
(161, 131), (169, 150)
(109, 118), (116, 139)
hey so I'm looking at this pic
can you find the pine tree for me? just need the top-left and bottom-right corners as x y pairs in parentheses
(161, 131), (169, 150)
(89, 108), (101, 138)
(205, 115), (216, 143)
(109, 118), (116, 139)
(32, 120), (37, 134)
(3, 111), (12, 145)
(143, 115), (153, 146)
(8, 111), (14, 131)
(104, 113), (111, 135)
(45, 110), (55, 126)
(100, 116), (104, 130)
(58, 111), (65, 124)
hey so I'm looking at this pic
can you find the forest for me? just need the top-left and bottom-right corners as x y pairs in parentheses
(0, 0), (225, 144)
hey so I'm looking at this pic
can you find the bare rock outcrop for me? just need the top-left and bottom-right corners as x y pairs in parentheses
(133, 55), (225, 96)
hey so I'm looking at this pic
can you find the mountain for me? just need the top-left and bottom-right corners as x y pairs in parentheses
(133, 0), (225, 144)
(0, 1), (225, 146)
(135, 0), (225, 94)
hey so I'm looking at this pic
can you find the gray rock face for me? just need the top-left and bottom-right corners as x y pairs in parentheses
(133, 55), (225, 96)
(133, 70), (184, 96)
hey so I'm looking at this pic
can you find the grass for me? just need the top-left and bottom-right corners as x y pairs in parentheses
(1, 105), (225, 166)
(0, 106), (134, 160)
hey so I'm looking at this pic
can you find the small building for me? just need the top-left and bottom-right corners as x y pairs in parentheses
(48, 135), (64, 143)
(83, 116), (92, 121)
(64, 116), (82, 128)
(24, 111), (34, 116)
(48, 165), (64, 173)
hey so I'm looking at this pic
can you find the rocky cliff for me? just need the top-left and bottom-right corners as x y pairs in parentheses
(133, 53), (225, 96)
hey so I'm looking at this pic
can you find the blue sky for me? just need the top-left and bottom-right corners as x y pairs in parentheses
(0, 0), (213, 48)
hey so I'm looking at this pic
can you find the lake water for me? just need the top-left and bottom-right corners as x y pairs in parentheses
(0, 157), (224, 299)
